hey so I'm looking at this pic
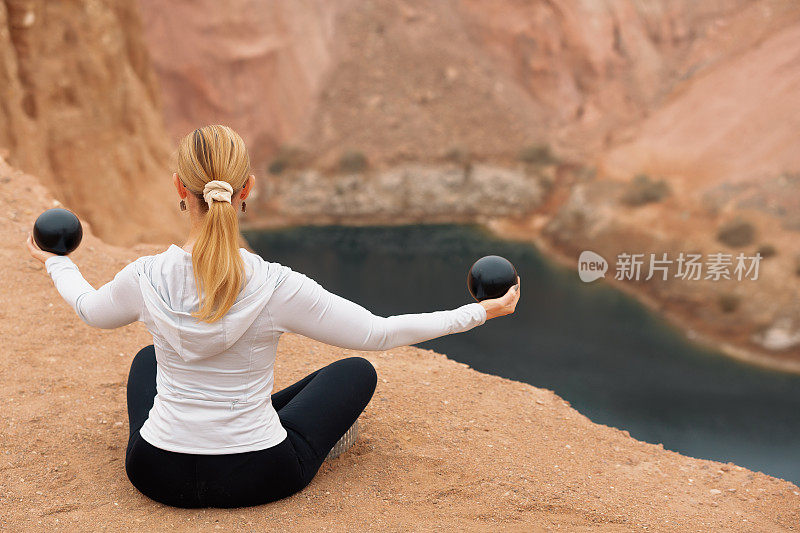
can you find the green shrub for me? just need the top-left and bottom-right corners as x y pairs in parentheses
(621, 174), (671, 206)
(445, 146), (470, 166)
(717, 217), (756, 247)
(757, 243), (777, 258)
(268, 157), (288, 175)
(718, 293), (740, 313)
(519, 144), (556, 165)
(576, 166), (597, 182)
(268, 146), (305, 175)
(339, 150), (368, 173)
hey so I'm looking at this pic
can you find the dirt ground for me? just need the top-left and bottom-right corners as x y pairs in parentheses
(1, 161), (799, 532)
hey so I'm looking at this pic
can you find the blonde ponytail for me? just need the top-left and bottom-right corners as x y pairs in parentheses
(176, 125), (251, 323)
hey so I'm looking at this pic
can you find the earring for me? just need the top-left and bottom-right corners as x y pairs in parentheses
(179, 199), (187, 211)
(241, 201), (246, 213)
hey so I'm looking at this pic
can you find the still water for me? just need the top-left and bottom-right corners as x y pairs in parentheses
(243, 224), (800, 484)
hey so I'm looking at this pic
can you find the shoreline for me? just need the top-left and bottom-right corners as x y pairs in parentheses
(241, 216), (800, 376)
(484, 217), (800, 376)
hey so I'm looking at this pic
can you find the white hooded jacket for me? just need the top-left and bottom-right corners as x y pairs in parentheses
(45, 244), (487, 454)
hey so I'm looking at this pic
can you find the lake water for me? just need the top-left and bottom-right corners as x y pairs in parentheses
(243, 224), (800, 485)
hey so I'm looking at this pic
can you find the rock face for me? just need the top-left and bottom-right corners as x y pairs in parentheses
(535, 4), (800, 370)
(0, 0), (185, 246)
(601, 4), (800, 185)
(251, 163), (548, 225)
(136, 0), (765, 167)
(132, 0), (800, 252)
(137, 0), (344, 169)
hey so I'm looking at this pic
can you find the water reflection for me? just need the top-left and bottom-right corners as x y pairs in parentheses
(244, 224), (800, 484)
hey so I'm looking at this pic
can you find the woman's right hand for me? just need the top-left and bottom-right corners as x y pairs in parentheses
(26, 232), (58, 265)
(479, 276), (521, 320)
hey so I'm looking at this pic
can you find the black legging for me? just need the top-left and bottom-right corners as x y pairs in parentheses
(124, 345), (377, 508)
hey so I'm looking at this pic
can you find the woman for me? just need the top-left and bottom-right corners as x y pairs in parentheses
(25, 124), (521, 509)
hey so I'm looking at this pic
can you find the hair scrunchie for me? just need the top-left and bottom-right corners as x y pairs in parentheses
(202, 180), (234, 206)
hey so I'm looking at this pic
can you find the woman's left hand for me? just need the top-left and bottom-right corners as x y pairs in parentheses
(26, 232), (58, 265)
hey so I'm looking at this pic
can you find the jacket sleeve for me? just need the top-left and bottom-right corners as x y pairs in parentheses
(269, 270), (487, 351)
(45, 255), (143, 329)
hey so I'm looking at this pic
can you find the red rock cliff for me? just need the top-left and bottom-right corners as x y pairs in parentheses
(0, 0), (185, 246)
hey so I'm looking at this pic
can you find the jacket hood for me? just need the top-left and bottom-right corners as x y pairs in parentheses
(136, 244), (282, 362)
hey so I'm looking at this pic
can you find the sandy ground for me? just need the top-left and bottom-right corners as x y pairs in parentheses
(1, 161), (799, 532)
